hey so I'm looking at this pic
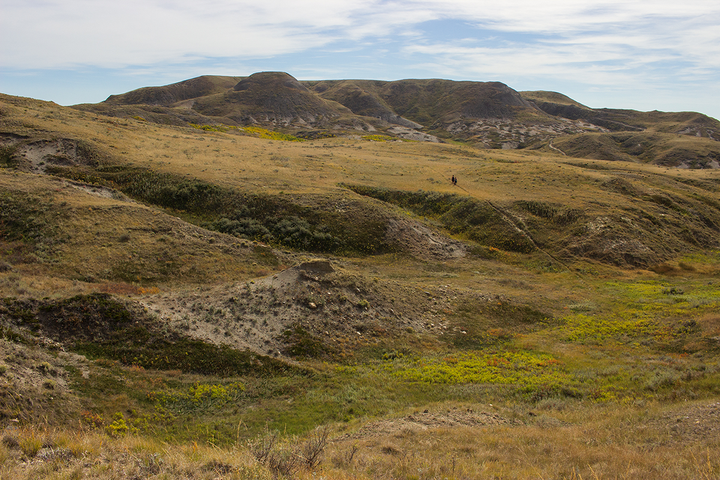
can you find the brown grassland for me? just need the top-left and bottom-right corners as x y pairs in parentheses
(1, 92), (720, 479)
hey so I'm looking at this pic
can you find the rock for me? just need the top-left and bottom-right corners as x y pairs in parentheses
(299, 260), (334, 274)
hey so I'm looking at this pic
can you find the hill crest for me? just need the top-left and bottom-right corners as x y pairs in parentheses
(73, 72), (720, 168)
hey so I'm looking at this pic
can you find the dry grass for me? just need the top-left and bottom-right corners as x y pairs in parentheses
(2, 93), (720, 479)
(0, 93), (704, 196)
(0, 427), (272, 479)
(0, 169), (291, 296)
(316, 400), (720, 480)
(2, 401), (719, 479)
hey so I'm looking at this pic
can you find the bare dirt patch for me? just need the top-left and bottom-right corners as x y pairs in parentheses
(336, 406), (518, 441)
(385, 217), (466, 260)
(136, 259), (455, 359)
(7, 138), (100, 174)
(66, 180), (129, 200)
(644, 401), (720, 445)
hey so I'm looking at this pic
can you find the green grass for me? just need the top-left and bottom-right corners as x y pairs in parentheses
(148, 382), (246, 415)
(68, 361), (441, 442)
(361, 134), (395, 142)
(242, 126), (303, 142)
(190, 123), (237, 133)
(343, 184), (535, 253)
(191, 124), (305, 142)
(388, 350), (569, 387)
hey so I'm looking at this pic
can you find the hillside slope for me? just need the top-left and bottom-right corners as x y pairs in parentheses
(2, 88), (720, 480)
(522, 90), (720, 167)
(3, 92), (719, 270)
(70, 73), (720, 167)
(104, 75), (244, 106)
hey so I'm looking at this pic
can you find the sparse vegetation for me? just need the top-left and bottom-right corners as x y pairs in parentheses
(47, 165), (391, 255)
(344, 185), (536, 253)
(0, 144), (19, 167)
(1, 87), (720, 479)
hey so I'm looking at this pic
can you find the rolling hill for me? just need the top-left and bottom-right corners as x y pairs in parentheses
(74, 71), (720, 166)
(1, 77), (720, 479)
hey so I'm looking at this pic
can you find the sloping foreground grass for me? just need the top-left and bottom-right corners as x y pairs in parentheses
(3, 257), (719, 440)
(322, 403), (720, 480)
(2, 400), (719, 479)
(2, 255), (719, 478)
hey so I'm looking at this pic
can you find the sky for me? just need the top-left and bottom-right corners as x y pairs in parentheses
(1, 0), (719, 120)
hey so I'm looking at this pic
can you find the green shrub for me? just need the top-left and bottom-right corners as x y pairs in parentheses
(191, 123), (236, 132)
(243, 126), (302, 142)
(50, 166), (388, 255)
(0, 145), (19, 167)
(283, 326), (336, 359)
(106, 412), (131, 437)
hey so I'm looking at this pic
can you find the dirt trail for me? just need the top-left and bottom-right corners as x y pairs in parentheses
(548, 140), (566, 155)
(336, 406), (519, 441)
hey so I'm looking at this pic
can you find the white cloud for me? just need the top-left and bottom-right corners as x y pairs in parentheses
(1, 0), (372, 68)
(2, 0), (718, 71)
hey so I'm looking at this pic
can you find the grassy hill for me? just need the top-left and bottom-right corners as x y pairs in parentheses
(74, 72), (720, 165)
(104, 75), (244, 106)
(522, 90), (720, 168)
(1, 89), (720, 479)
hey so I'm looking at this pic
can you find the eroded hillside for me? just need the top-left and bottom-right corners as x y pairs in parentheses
(70, 72), (720, 166)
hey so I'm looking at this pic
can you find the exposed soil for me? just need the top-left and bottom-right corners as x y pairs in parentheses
(0, 338), (87, 423)
(137, 259), (457, 359)
(336, 406), (519, 441)
(4, 137), (101, 174)
(384, 217), (466, 260)
(645, 401), (720, 444)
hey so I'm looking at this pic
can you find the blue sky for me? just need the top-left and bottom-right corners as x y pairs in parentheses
(2, 0), (719, 120)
